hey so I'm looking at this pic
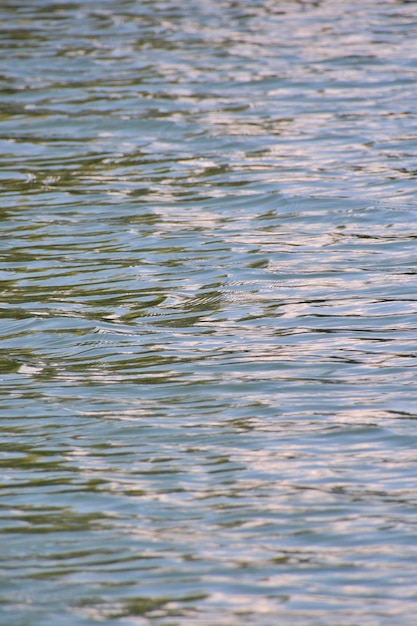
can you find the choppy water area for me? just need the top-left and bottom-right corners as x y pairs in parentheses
(1, 0), (417, 623)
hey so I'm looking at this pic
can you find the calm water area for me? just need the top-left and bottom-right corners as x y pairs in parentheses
(1, 0), (417, 624)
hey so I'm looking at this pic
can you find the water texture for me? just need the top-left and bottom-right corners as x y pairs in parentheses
(1, 0), (417, 624)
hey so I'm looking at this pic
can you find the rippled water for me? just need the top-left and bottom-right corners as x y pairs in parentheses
(1, 0), (417, 624)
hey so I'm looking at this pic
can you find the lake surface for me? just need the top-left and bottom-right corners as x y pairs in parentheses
(1, 0), (417, 624)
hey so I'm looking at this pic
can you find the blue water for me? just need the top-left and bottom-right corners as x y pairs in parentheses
(1, 1), (417, 624)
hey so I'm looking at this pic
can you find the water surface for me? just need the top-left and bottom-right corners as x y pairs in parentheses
(1, 0), (417, 624)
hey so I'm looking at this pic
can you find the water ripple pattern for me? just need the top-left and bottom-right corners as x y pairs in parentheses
(1, 0), (417, 624)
